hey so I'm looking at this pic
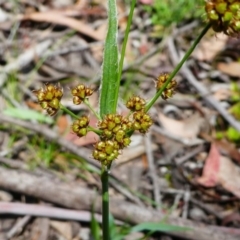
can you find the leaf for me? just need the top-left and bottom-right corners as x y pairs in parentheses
(90, 210), (101, 240)
(18, 11), (103, 40)
(3, 108), (53, 124)
(158, 112), (206, 139)
(197, 144), (220, 187)
(193, 33), (228, 61)
(50, 220), (72, 239)
(130, 222), (191, 233)
(99, 0), (119, 117)
(217, 62), (240, 77)
(198, 144), (240, 198)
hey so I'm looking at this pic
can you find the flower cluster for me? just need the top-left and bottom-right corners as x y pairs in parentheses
(92, 96), (153, 164)
(132, 110), (153, 134)
(33, 83), (63, 116)
(92, 114), (132, 164)
(72, 116), (90, 137)
(156, 73), (177, 100)
(126, 96), (146, 112)
(71, 84), (94, 105)
(93, 140), (120, 165)
(205, 0), (240, 36)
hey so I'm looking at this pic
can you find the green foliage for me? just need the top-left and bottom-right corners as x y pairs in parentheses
(131, 222), (191, 233)
(3, 108), (53, 124)
(27, 136), (59, 167)
(144, 0), (204, 27)
(99, 0), (119, 117)
(91, 210), (101, 240)
(226, 127), (240, 142)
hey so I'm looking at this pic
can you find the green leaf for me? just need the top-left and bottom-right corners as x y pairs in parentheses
(109, 213), (117, 238)
(99, 0), (119, 117)
(90, 211), (101, 240)
(3, 108), (53, 124)
(130, 222), (191, 233)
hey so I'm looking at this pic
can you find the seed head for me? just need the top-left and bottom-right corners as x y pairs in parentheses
(156, 73), (177, 100)
(71, 84), (94, 105)
(92, 140), (120, 165)
(33, 83), (63, 116)
(72, 116), (90, 137)
(133, 110), (153, 133)
(126, 96), (146, 111)
(205, 0), (240, 36)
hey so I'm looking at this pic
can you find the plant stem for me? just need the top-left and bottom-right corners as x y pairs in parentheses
(117, 0), (136, 89)
(60, 104), (79, 119)
(101, 165), (109, 240)
(84, 99), (101, 120)
(87, 126), (102, 135)
(145, 22), (211, 112)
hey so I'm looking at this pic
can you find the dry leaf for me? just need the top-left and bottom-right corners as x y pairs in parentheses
(50, 220), (72, 240)
(17, 12), (103, 40)
(193, 33), (228, 61)
(213, 88), (231, 101)
(197, 144), (240, 198)
(197, 144), (220, 187)
(57, 115), (69, 135)
(158, 112), (206, 139)
(217, 62), (240, 77)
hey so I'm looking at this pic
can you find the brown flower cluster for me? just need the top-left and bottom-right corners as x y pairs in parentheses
(205, 0), (240, 36)
(33, 83), (63, 116)
(72, 116), (90, 137)
(156, 73), (177, 100)
(71, 84), (93, 105)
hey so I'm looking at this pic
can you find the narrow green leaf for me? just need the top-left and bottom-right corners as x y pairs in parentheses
(3, 108), (53, 124)
(90, 210), (101, 240)
(130, 222), (191, 233)
(99, 0), (119, 117)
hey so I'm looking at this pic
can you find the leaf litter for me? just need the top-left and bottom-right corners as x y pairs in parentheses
(0, 0), (240, 239)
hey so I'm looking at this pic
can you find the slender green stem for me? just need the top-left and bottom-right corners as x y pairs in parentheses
(84, 99), (101, 121)
(60, 104), (79, 119)
(145, 23), (211, 112)
(87, 126), (102, 135)
(117, 0), (136, 88)
(101, 165), (109, 240)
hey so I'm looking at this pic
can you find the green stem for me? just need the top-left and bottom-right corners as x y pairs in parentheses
(101, 165), (109, 240)
(84, 99), (101, 120)
(87, 126), (102, 135)
(145, 23), (211, 112)
(117, 0), (136, 88)
(60, 104), (79, 119)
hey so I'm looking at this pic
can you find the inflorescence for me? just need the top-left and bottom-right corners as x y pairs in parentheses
(34, 75), (177, 166)
(205, 0), (240, 36)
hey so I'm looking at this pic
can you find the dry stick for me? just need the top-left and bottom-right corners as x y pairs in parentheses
(167, 38), (240, 132)
(0, 202), (104, 223)
(6, 215), (31, 239)
(0, 167), (239, 240)
(144, 133), (161, 209)
(0, 114), (142, 205)
(0, 40), (52, 88)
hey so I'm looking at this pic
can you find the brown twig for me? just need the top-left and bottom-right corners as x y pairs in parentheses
(0, 167), (239, 240)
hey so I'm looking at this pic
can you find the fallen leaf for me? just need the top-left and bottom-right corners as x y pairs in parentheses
(139, 0), (153, 4)
(197, 144), (240, 198)
(57, 115), (69, 135)
(213, 88), (231, 101)
(17, 12), (103, 40)
(193, 33), (228, 61)
(217, 62), (240, 77)
(197, 144), (220, 187)
(50, 220), (72, 240)
(158, 112), (206, 139)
